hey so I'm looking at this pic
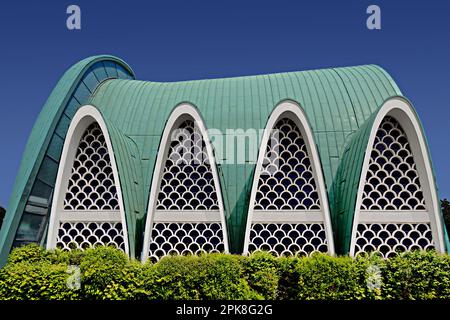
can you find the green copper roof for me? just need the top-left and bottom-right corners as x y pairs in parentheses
(2, 55), (447, 264)
(88, 64), (401, 254)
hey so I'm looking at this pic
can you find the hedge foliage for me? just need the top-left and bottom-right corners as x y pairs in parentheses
(0, 244), (449, 300)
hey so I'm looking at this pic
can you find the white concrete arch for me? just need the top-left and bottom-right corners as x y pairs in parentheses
(350, 97), (445, 257)
(46, 105), (130, 254)
(142, 103), (229, 262)
(243, 100), (335, 256)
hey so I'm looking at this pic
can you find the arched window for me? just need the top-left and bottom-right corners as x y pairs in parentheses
(244, 101), (334, 257)
(156, 119), (219, 211)
(361, 117), (426, 211)
(47, 106), (128, 253)
(351, 99), (445, 258)
(142, 104), (228, 262)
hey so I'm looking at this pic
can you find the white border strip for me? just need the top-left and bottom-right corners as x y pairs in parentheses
(141, 103), (230, 261)
(242, 100), (335, 255)
(349, 97), (445, 255)
(251, 211), (324, 223)
(58, 210), (122, 222)
(358, 211), (430, 223)
(46, 105), (130, 254)
(153, 210), (222, 222)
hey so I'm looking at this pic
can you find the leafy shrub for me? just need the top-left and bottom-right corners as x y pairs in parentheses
(196, 254), (258, 300)
(7, 243), (52, 264)
(1, 245), (450, 300)
(291, 253), (370, 300)
(6, 243), (79, 266)
(152, 254), (257, 300)
(277, 256), (301, 300)
(381, 250), (450, 300)
(243, 251), (279, 299)
(277, 253), (385, 300)
(0, 261), (79, 300)
(150, 254), (201, 299)
(79, 246), (132, 300)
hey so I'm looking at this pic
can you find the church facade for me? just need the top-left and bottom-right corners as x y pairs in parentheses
(0, 55), (448, 265)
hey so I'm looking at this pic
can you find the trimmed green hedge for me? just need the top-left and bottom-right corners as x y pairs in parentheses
(0, 244), (449, 300)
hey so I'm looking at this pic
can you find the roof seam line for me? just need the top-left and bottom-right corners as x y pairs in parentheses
(331, 68), (360, 128)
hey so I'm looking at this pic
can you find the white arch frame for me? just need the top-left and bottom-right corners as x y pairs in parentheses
(243, 100), (335, 255)
(46, 105), (130, 254)
(142, 103), (230, 261)
(349, 97), (445, 256)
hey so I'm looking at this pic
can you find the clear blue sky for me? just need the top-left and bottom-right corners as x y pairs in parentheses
(0, 0), (449, 207)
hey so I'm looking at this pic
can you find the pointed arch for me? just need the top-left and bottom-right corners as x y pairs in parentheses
(243, 100), (335, 256)
(46, 105), (129, 254)
(142, 103), (229, 261)
(350, 97), (445, 257)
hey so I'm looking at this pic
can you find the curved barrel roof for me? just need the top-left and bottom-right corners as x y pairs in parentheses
(4, 55), (447, 263)
(88, 62), (401, 253)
